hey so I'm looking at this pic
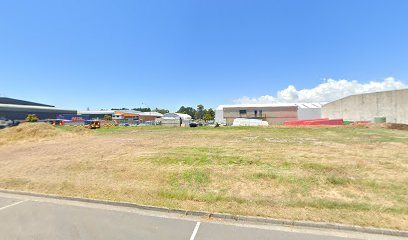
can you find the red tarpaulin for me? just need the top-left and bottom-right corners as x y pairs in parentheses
(284, 118), (344, 126)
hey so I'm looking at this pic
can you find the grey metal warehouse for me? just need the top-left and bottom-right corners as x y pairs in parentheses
(0, 97), (77, 121)
(321, 89), (408, 124)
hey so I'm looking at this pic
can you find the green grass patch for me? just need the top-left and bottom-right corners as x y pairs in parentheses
(252, 171), (279, 180)
(182, 169), (210, 185)
(290, 199), (373, 211)
(168, 169), (211, 191)
(154, 147), (261, 166)
(281, 160), (292, 169)
(158, 189), (247, 204)
(326, 176), (351, 185)
(302, 162), (332, 172)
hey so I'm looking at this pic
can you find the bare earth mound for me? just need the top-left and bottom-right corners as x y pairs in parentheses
(0, 126), (407, 230)
(0, 122), (61, 143)
(0, 123), (87, 145)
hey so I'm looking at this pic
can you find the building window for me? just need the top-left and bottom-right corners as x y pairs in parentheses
(254, 110), (257, 117)
(259, 110), (263, 116)
(239, 110), (247, 115)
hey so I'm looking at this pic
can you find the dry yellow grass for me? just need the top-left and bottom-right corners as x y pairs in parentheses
(0, 122), (88, 145)
(0, 124), (407, 230)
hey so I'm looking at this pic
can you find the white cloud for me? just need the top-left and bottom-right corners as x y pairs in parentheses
(235, 77), (407, 104)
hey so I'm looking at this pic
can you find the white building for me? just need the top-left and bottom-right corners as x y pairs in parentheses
(215, 103), (324, 125)
(161, 113), (192, 127)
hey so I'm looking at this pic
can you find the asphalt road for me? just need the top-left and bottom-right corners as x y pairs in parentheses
(0, 192), (404, 240)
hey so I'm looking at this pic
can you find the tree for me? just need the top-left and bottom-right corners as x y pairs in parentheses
(197, 104), (204, 112)
(177, 105), (214, 120)
(177, 106), (196, 118)
(203, 108), (215, 121)
(153, 108), (169, 115)
(196, 104), (204, 119)
(103, 115), (112, 121)
(132, 107), (151, 112)
(25, 114), (39, 122)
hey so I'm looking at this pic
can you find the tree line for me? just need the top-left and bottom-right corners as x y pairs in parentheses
(111, 104), (215, 120)
(177, 105), (215, 121)
(111, 107), (170, 115)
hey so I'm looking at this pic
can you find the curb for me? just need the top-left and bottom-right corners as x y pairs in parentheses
(0, 189), (407, 237)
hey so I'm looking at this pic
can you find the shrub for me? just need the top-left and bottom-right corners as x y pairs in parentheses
(25, 114), (39, 122)
(103, 115), (112, 121)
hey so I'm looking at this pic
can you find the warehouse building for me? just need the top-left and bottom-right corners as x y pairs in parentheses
(322, 89), (408, 124)
(215, 103), (323, 126)
(136, 112), (163, 121)
(78, 110), (115, 120)
(113, 110), (163, 122)
(0, 97), (77, 121)
(112, 110), (140, 121)
(160, 113), (192, 127)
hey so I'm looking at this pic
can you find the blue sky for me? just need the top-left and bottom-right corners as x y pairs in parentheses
(1, 0), (407, 111)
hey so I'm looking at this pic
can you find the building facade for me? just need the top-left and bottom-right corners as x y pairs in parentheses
(112, 111), (163, 122)
(138, 112), (163, 121)
(322, 89), (408, 124)
(161, 113), (192, 127)
(0, 98), (77, 121)
(78, 110), (115, 120)
(215, 103), (323, 126)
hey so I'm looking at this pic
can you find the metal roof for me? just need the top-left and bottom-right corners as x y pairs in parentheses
(114, 110), (141, 114)
(0, 103), (76, 112)
(294, 103), (326, 108)
(0, 97), (54, 107)
(216, 103), (325, 110)
(162, 113), (192, 119)
(175, 113), (192, 119)
(137, 112), (163, 117)
(78, 110), (115, 115)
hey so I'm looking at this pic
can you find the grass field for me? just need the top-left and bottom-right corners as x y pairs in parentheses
(0, 123), (408, 230)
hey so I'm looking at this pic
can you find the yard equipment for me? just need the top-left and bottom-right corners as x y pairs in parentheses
(48, 119), (65, 126)
(85, 120), (101, 129)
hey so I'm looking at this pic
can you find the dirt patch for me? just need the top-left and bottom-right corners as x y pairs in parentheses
(382, 123), (408, 131)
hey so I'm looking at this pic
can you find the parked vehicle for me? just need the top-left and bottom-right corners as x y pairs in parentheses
(0, 119), (20, 129)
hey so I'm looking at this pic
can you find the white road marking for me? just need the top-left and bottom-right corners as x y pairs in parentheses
(0, 200), (26, 211)
(189, 222), (201, 240)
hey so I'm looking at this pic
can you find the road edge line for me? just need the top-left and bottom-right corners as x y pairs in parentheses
(0, 189), (406, 237)
(189, 222), (200, 240)
(0, 200), (26, 211)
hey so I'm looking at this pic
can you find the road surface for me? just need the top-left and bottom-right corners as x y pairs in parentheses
(0, 192), (404, 240)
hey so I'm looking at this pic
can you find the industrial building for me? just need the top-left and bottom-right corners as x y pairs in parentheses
(215, 103), (323, 126)
(160, 113), (192, 127)
(77, 109), (163, 123)
(322, 89), (408, 124)
(112, 110), (140, 121)
(136, 112), (163, 121)
(78, 110), (115, 119)
(111, 110), (164, 122)
(0, 97), (77, 121)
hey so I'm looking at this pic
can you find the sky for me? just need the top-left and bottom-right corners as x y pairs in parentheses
(1, 0), (408, 111)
